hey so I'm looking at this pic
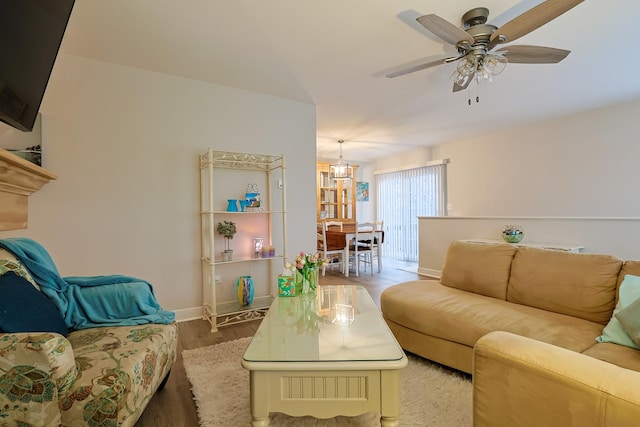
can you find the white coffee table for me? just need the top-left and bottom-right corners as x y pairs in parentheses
(241, 285), (407, 427)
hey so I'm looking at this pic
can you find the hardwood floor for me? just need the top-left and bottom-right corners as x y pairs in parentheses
(135, 258), (424, 427)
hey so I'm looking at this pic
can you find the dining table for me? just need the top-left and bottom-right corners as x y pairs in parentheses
(322, 224), (384, 277)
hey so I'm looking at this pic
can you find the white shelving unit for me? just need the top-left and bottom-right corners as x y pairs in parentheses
(200, 149), (287, 332)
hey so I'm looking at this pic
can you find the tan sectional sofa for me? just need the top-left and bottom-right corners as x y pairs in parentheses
(381, 240), (640, 426)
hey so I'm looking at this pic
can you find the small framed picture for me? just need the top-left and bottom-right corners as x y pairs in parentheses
(356, 182), (369, 201)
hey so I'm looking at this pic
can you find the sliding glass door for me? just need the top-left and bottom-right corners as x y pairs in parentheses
(376, 162), (447, 261)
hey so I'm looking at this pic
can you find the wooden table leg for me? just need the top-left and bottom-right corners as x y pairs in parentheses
(379, 369), (401, 427)
(250, 371), (270, 426)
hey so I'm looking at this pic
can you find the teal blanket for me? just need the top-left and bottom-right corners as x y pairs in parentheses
(0, 238), (175, 330)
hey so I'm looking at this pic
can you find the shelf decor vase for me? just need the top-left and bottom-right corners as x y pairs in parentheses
(236, 275), (254, 306)
(226, 199), (239, 212)
(295, 267), (318, 295)
(221, 249), (233, 262)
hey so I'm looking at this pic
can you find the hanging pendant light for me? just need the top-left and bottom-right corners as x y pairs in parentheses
(329, 140), (353, 180)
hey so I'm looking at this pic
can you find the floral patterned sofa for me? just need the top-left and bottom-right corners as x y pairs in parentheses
(0, 246), (178, 426)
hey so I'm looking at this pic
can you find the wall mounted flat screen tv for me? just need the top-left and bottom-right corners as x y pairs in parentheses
(0, 0), (75, 132)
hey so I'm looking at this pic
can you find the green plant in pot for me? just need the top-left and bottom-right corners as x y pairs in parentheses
(217, 220), (237, 261)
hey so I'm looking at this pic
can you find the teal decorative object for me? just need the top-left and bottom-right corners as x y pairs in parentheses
(502, 225), (524, 243)
(226, 199), (239, 212)
(236, 275), (254, 306)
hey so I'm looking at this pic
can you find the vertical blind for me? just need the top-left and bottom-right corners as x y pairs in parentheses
(376, 161), (448, 262)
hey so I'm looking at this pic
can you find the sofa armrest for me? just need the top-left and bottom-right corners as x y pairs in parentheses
(0, 332), (77, 424)
(473, 331), (640, 427)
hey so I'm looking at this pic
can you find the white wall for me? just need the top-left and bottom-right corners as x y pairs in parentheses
(419, 216), (640, 277)
(357, 146), (434, 223)
(355, 163), (375, 222)
(416, 97), (640, 275)
(359, 98), (640, 271)
(0, 114), (42, 152)
(367, 98), (640, 219)
(0, 54), (317, 320)
(431, 98), (640, 217)
(373, 147), (433, 173)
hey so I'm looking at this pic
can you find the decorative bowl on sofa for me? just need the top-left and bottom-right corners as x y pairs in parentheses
(502, 225), (524, 243)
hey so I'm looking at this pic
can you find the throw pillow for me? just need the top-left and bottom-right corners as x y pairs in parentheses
(596, 274), (640, 349)
(0, 271), (67, 336)
(615, 296), (640, 347)
(0, 247), (39, 289)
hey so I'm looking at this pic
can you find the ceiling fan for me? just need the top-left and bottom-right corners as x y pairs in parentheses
(386, 0), (584, 94)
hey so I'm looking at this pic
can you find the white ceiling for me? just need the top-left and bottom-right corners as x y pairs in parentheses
(60, 0), (640, 163)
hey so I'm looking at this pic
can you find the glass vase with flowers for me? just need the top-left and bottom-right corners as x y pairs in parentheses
(286, 251), (328, 294)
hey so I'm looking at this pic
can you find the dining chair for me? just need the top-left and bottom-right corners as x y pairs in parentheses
(372, 220), (384, 271)
(349, 222), (376, 276)
(324, 221), (343, 231)
(318, 221), (345, 276)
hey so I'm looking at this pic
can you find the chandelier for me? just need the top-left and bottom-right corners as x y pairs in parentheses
(329, 140), (353, 180)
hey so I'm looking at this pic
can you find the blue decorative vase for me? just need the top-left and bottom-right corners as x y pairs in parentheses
(236, 275), (254, 306)
(226, 199), (239, 212)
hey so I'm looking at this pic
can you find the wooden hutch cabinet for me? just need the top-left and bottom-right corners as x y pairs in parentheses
(316, 162), (358, 224)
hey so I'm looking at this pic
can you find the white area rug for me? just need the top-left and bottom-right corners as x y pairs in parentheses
(182, 337), (472, 427)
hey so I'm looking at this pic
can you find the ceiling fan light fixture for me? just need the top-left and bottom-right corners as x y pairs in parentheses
(329, 140), (353, 180)
(456, 55), (477, 75)
(392, 2), (582, 98)
(481, 53), (507, 79)
(452, 69), (472, 87)
(451, 55), (477, 86)
(452, 51), (508, 86)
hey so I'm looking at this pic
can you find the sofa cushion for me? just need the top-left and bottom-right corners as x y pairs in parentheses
(616, 297), (640, 347)
(0, 272), (68, 336)
(507, 247), (622, 324)
(0, 333), (68, 426)
(0, 247), (39, 289)
(441, 241), (517, 300)
(596, 274), (640, 349)
(381, 280), (603, 353)
(62, 323), (178, 425)
(617, 261), (640, 299)
(582, 342), (640, 372)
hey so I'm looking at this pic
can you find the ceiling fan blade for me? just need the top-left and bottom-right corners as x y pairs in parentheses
(497, 45), (570, 63)
(386, 57), (450, 78)
(490, 0), (584, 44)
(417, 14), (474, 46)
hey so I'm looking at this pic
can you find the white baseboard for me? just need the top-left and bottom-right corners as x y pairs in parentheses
(418, 267), (441, 279)
(172, 306), (204, 323)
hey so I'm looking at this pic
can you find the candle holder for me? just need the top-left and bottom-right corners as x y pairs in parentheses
(331, 303), (355, 327)
(253, 238), (264, 258)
